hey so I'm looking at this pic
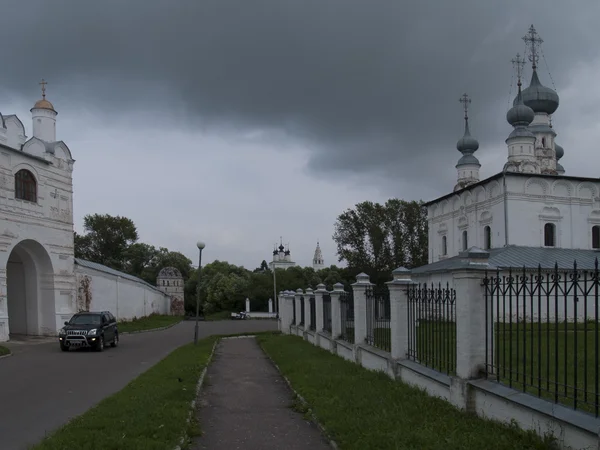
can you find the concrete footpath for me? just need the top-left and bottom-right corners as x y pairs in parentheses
(192, 337), (332, 449)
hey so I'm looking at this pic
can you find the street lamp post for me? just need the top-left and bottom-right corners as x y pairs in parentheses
(194, 241), (205, 345)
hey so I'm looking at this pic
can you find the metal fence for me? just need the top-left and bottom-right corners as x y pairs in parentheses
(309, 295), (316, 331)
(299, 295), (305, 326)
(484, 263), (600, 417)
(340, 290), (354, 343)
(407, 282), (457, 375)
(366, 285), (391, 352)
(292, 297), (296, 325)
(323, 292), (332, 333)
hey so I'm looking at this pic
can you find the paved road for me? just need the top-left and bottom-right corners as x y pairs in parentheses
(193, 337), (331, 449)
(0, 320), (278, 450)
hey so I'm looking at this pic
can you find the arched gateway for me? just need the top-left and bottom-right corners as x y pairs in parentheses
(5, 240), (56, 337)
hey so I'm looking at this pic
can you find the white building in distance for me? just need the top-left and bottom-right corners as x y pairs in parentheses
(268, 239), (325, 271)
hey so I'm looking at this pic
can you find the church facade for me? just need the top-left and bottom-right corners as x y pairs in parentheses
(0, 84), (173, 342)
(268, 240), (325, 271)
(0, 84), (77, 341)
(423, 25), (600, 269)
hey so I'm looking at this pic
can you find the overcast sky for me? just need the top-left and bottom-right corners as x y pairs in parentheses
(1, 1), (599, 270)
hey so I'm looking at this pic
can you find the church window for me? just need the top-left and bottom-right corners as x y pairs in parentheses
(462, 230), (468, 251)
(593, 226), (600, 249)
(441, 236), (447, 256)
(542, 137), (546, 147)
(14, 169), (37, 202)
(544, 223), (556, 247)
(484, 226), (492, 250)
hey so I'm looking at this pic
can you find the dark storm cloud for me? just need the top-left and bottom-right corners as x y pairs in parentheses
(1, 0), (598, 188)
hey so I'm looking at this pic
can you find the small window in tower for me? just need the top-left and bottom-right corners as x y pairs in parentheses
(462, 230), (468, 251)
(542, 137), (546, 147)
(484, 226), (492, 250)
(14, 169), (37, 202)
(593, 226), (600, 249)
(520, 145), (523, 153)
(442, 236), (447, 256)
(544, 223), (556, 247)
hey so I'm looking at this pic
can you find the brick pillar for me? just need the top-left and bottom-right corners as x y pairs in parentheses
(304, 288), (313, 331)
(452, 248), (492, 380)
(330, 283), (344, 339)
(314, 283), (326, 332)
(351, 272), (372, 345)
(387, 267), (414, 360)
(294, 289), (303, 334)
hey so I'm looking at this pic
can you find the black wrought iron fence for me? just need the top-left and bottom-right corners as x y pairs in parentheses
(299, 295), (305, 326)
(340, 290), (354, 343)
(323, 293), (332, 333)
(292, 296), (296, 325)
(309, 295), (316, 331)
(407, 282), (457, 375)
(366, 285), (391, 352)
(484, 262), (600, 417)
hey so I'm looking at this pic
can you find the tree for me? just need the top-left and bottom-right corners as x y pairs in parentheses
(75, 213), (139, 270)
(332, 199), (428, 284)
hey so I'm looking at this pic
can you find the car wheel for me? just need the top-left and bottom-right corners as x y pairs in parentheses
(111, 333), (119, 348)
(95, 335), (104, 352)
(60, 344), (69, 352)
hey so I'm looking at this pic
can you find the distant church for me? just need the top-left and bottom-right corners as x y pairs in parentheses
(268, 239), (325, 271)
(419, 25), (600, 273)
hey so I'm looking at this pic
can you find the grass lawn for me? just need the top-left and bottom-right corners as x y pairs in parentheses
(0, 345), (10, 356)
(257, 334), (556, 450)
(33, 336), (217, 450)
(118, 314), (183, 333)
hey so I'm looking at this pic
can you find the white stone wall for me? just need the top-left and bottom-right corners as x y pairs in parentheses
(428, 173), (600, 263)
(75, 264), (170, 320)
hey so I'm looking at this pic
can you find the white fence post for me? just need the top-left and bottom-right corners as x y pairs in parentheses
(304, 288), (314, 332)
(294, 289), (303, 335)
(314, 283), (326, 332)
(330, 283), (344, 339)
(279, 291), (292, 334)
(387, 267), (413, 360)
(352, 273), (372, 345)
(452, 248), (492, 380)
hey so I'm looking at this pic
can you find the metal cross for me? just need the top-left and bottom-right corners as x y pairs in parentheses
(39, 79), (48, 99)
(523, 24), (543, 69)
(511, 53), (526, 84)
(459, 93), (471, 119)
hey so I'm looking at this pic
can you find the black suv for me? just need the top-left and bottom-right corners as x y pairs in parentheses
(59, 311), (119, 352)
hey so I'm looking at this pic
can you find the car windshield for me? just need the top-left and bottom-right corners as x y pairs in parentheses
(70, 314), (101, 325)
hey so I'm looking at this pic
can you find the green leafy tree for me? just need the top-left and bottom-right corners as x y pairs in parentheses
(333, 199), (428, 284)
(74, 213), (139, 270)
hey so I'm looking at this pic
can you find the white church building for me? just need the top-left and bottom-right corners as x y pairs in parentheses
(0, 82), (173, 342)
(417, 25), (600, 276)
(268, 239), (325, 271)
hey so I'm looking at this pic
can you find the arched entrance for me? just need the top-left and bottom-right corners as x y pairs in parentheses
(6, 239), (56, 337)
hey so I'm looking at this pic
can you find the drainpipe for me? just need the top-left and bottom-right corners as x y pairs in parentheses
(503, 167), (509, 247)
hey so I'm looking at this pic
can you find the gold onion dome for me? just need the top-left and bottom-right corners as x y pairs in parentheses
(33, 98), (55, 111)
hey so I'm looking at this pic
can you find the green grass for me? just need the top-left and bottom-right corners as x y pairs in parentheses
(0, 345), (10, 356)
(118, 314), (183, 333)
(257, 334), (556, 450)
(33, 336), (217, 450)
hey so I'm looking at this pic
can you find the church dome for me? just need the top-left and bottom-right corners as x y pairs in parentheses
(158, 267), (183, 278)
(514, 70), (559, 115)
(507, 95), (535, 127)
(32, 98), (56, 112)
(555, 143), (564, 160)
(456, 154), (480, 167)
(456, 123), (479, 153)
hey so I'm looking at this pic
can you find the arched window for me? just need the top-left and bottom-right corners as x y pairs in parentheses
(544, 223), (556, 247)
(484, 226), (492, 250)
(462, 230), (468, 251)
(14, 169), (37, 202)
(441, 236), (447, 256)
(593, 226), (600, 249)
(541, 137), (546, 147)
